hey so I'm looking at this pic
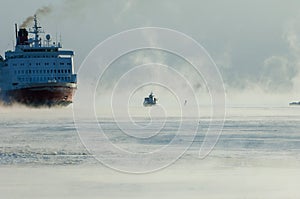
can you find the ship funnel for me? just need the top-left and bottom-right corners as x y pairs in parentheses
(17, 28), (29, 45)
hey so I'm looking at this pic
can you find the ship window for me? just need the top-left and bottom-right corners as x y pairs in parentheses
(53, 63), (56, 65)
(51, 70), (53, 73)
(60, 63), (64, 65)
(67, 63), (71, 65)
(29, 63), (32, 66)
(68, 69), (71, 73)
(47, 70), (49, 73)
(29, 70), (31, 74)
(58, 70), (61, 73)
(54, 70), (56, 73)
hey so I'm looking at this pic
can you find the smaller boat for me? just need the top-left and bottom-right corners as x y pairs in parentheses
(143, 92), (157, 107)
(289, 101), (300, 106)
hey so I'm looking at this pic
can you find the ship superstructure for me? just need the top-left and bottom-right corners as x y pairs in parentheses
(0, 15), (77, 107)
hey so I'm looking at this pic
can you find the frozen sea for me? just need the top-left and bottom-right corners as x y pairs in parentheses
(1, 106), (300, 199)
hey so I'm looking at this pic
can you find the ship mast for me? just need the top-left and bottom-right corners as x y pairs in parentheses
(30, 15), (42, 47)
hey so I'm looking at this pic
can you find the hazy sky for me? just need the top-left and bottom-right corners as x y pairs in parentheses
(1, 0), (300, 105)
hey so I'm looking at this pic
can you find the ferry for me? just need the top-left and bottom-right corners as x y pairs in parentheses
(0, 15), (77, 107)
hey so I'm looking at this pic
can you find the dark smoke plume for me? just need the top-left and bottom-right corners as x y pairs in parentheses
(21, 6), (52, 28)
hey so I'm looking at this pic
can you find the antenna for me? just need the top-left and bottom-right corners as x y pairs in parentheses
(55, 32), (58, 46)
(15, 24), (18, 41)
(14, 23), (18, 48)
(59, 33), (62, 47)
